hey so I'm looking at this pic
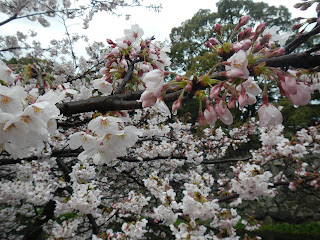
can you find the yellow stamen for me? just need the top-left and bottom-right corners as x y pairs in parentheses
(101, 119), (110, 127)
(21, 115), (31, 124)
(32, 106), (43, 115)
(0, 95), (10, 105)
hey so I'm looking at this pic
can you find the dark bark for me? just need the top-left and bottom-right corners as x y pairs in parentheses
(0, 149), (82, 166)
(114, 61), (135, 94)
(0, 14), (18, 26)
(22, 200), (56, 240)
(57, 89), (183, 116)
(285, 24), (320, 54)
(254, 52), (320, 69)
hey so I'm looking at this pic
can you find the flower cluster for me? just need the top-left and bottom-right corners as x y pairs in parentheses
(121, 219), (148, 240)
(0, 160), (58, 206)
(231, 163), (276, 200)
(69, 115), (142, 165)
(0, 72), (60, 158)
(181, 171), (219, 221)
(94, 24), (171, 97)
(144, 172), (180, 225)
(117, 191), (150, 215)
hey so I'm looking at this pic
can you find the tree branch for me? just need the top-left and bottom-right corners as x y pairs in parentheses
(57, 89), (182, 115)
(118, 155), (187, 162)
(202, 156), (251, 164)
(22, 200), (56, 240)
(0, 14), (18, 27)
(114, 61), (135, 94)
(285, 24), (320, 54)
(0, 148), (82, 166)
(255, 52), (320, 70)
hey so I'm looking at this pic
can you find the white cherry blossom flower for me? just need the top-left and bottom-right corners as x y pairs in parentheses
(226, 50), (249, 79)
(92, 77), (113, 96)
(0, 86), (26, 114)
(88, 115), (125, 137)
(0, 60), (16, 85)
(124, 24), (144, 43)
(258, 103), (283, 126)
(142, 69), (164, 93)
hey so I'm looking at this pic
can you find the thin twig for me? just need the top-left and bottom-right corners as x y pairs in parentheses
(285, 24), (320, 54)
(114, 60), (135, 94)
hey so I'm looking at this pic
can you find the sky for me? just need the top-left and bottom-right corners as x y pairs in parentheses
(71, 0), (318, 43)
(0, 0), (318, 56)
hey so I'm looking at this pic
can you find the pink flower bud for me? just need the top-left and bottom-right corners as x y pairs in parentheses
(254, 22), (267, 40)
(252, 43), (261, 54)
(123, 39), (131, 45)
(214, 100), (233, 125)
(216, 100), (226, 115)
(215, 23), (222, 35)
(232, 42), (243, 52)
(204, 105), (217, 125)
(185, 83), (192, 92)
(291, 24), (302, 31)
(260, 34), (271, 45)
(198, 111), (207, 126)
(243, 28), (252, 38)
(242, 39), (252, 51)
(205, 41), (212, 48)
(160, 83), (170, 92)
(209, 37), (219, 46)
(294, 3), (303, 8)
(258, 103), (283, 126)
(268, 47), (285, 57)
(176, 75), (183, 82)
(238, 15), (250, 27)
(172, 97), (182, 111)
(210, 83), (222, 99)
(238, 93), (248, 109)
(288, 82), (311, 106)
(280, 75), (297, 95)
(300, 3), (311, 11)
(224, 69), (244, 78)
(139, 90), (157, 108)
(238, 31), (245, 41)
(227, 95), (236, 109)
(106, 39), (115, 45)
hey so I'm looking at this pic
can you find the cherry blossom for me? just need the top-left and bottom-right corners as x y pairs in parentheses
(226, 50), (249, 79)
(0, 59), (16, 85)
(0, 85), (27, 114)
(258, 103), (283, 126)
(287, 82), (312, 106)
(92, 77), (113, 96)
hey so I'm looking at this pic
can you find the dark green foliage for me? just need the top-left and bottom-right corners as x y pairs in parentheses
(169, 0), (293, 75)
(217, 0), (292, 30)
(169, 9), (219, 75)
(257, 222), (320, 235)
(279, 98), (320, 137)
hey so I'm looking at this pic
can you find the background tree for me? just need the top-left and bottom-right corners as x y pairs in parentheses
(169, 0), (319, 135)
(169, 0), (293, 75)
